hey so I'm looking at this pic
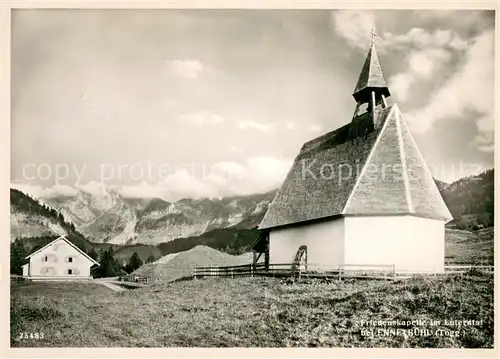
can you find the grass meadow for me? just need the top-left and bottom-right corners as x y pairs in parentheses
(11, 272), (493, 348)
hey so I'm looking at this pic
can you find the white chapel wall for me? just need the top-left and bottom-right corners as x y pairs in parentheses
(344, 215), (445, 272)
(269, 218), (345, 270)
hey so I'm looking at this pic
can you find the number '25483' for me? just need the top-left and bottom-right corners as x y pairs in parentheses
(18, 332), (44, 339)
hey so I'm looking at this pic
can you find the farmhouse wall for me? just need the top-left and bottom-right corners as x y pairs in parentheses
(28, 238), (92, 277)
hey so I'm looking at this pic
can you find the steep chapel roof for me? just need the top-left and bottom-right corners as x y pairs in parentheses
(259, 41), (452, 230)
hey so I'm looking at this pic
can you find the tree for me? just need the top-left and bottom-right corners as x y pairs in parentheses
(94, 247), (121, 278)
(146, 255), (156, 264)
(11, 240), (27, 275)
(126, 252), (143, 273)
(88, 247), (98, 261)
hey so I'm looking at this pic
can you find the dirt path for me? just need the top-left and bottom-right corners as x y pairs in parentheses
(97, 281), (126, 292)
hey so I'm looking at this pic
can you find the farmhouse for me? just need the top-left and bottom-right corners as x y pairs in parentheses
(256, 39), (453, 273)
(22, 235), (99, 281)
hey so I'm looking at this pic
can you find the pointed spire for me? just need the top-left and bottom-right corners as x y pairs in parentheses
(352, 32), (390, 103)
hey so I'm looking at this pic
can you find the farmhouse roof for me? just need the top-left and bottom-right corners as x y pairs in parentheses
(25, 235), (100, 266)
(259, 43), (452, 230)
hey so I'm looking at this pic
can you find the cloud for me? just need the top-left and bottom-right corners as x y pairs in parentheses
(161, 169), (220, 199)
(476, 144), (494, 153)
(384, 28), (468, 103)
(471, 115), (494, 153)
(178, 111), (225, 126)
(404, 30), (494, 151)
(77, 181), (110, 196)
(408, 49), (451, 78)
(164, 60), (210, 79)
(285, 122), (296, 131)
(117, 156), (292, 200)
(309, 124), (323, 133)
(246, 157), (292, 182)
(117, 182), (165, 199)
(13, 157), (292, 201)
(333, 11), (470, 53)
(332, 10), (376, 49)
(389, 48), (452, 101)
(211, 161), (246, 180)
(389, 73), (413, 102)
(229, 145), (244, 154)
(12, 10), (493, 191)
(11, 183), (78, 198)
(381, 28), (468, 52)
(237, 119), (275, 132)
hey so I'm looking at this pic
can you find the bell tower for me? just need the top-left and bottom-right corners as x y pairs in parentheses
(352, 29), (391, 120)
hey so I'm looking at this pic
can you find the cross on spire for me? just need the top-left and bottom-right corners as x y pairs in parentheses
(352, 28), (390, 103)
(370, 28), (377, 46)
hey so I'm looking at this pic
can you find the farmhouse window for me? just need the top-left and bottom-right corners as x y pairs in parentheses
(68, 269), (73, 275)
(68, 257), (73, 263)
(41, 266), (56, 275)
(44, 256), (48, 262)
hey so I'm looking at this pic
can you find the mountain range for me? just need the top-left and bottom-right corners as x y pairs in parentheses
(440, 169), (494, 229)
(11, 184), (274, 245)
(10, 169), (494, 252)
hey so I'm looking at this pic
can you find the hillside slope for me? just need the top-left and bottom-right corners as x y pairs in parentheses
(10, 189), (69, 240)
(10, 189), (105, 255)
(445, 227), (494, 265)
(133, 245), (254, 282)
(440, 169), (494, 228)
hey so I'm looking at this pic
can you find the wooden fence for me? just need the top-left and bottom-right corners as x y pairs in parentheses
(194, 263), (494, 281)
(194, 263), (398, 280)
(119, 275), (152, 284)
(444, 265), (494, 274)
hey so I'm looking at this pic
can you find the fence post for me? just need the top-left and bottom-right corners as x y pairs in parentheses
(392, 264), (396, 278)
(338, 265), (342, 281)
(194, 267), (197, 280)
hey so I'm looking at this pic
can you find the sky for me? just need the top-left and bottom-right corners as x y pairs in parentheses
(11, 9), (495, 200)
